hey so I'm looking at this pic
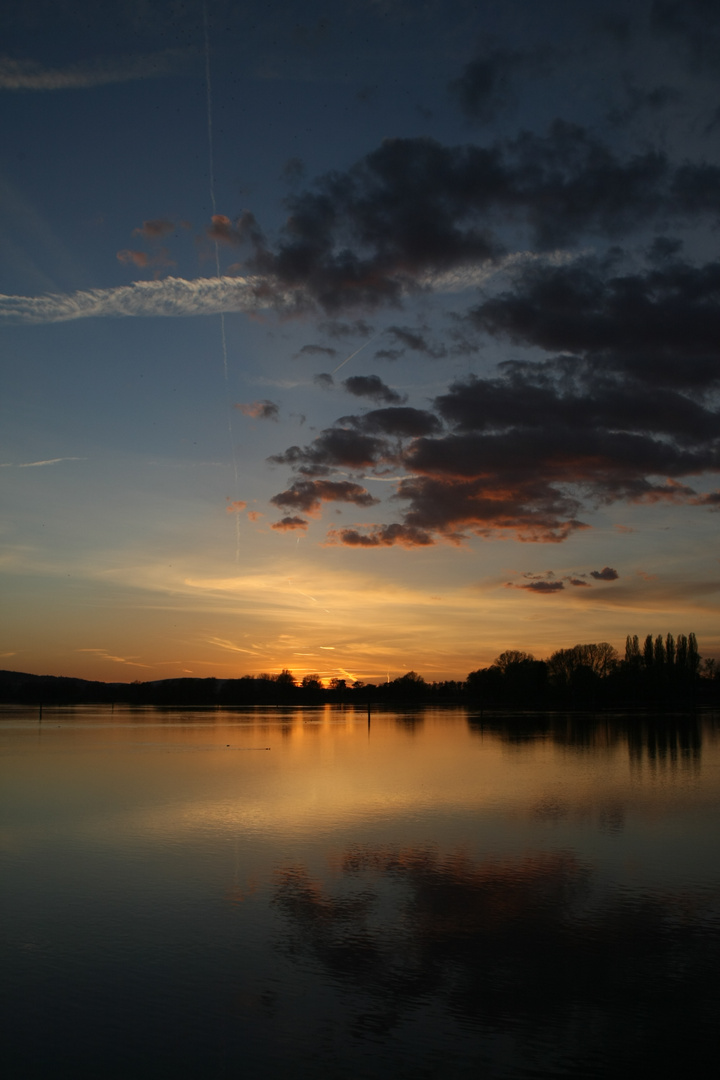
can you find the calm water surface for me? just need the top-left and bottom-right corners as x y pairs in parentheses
(2, 705), (719, 1078)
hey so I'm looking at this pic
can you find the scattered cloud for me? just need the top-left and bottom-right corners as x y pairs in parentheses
(271, 479), (379, 516)
(508, 579), (566, 593)
(117, 248), (174, 272)
(133, 219), (174, 238)
(271, 516), (308, 531)
(318, 319), (374, 339)
(206, 212), (265, 247)
(327, 524), (433, 548)
(295, 344), (338, 359)
(590, 566), (620, 581)
(384, 325), (447, 359)
(448, 47), (553, 124)
(506, 570), (597, 592)
(226, 500), (248, 514)
(236, 399), (280, 421)
(268, 331), (720, 545)
(342, 375), (406, 405)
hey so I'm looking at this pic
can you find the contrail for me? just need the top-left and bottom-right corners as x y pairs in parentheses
(204, 2), (241, 557)
(203, 5), (218, 238)
(331, 333), (381, 375)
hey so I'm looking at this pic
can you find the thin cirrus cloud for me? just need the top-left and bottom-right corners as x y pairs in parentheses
(0, 50), (190, 91)
(0, 457), (85, 468)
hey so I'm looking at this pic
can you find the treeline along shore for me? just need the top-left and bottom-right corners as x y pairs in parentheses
(1, 632), (719, 710)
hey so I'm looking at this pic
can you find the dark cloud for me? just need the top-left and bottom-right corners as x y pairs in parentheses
(235, 121), (720, 311)
(318, 319), (374, 339)
(448, 49), (525, 123)
(469, 256), (720, 392)
(236, 399), (280, 421)
(342, 375), (405, 405)
(386, 325), (447, 358)
(449, 47), (552, 124)
(327, 524), (433, 548)
(295, 343), (338, 358)
(268, 329), (720, 544)
(269, 428), (389, 475)
(270, 479), (379, 515)
(645, 236), (683, 264)
(509, 579), (565, 593)
(314, 372), (334, 389)
(343, 407), (442, 439)
(271, 516), (308, 531)
(606, 81), (682, 127)
(280, 157), (305, 185)
(568, 578), (591, 587)
(591, 566), (620, 581)
(374, 348), (404, 362)
(652, 0), (720, 67)
(254, 73), (720, 548)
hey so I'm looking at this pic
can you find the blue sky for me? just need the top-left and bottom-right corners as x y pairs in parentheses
(2, 0), (720, 682)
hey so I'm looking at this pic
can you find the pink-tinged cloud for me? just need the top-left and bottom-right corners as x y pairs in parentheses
(590, 566), (619, 581)
(236, 400), (280, 421)
(272, 516), (308, 531)
(247, 510), (263, 522)
(117, 249), (149, 268)
(327, 524), (433, 548)
(0, 50), (188, 91)
(636, 570), (658, 581)
(133, 219), (174, 238)
(117, 248), (175, 272)
(226, 500), (247, 514)
(207, 211), (264, 247)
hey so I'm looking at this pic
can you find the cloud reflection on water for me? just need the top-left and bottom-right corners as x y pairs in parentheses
(272, 843), (720, 1073)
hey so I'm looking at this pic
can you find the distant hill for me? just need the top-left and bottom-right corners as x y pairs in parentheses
(0, 669), (127, 704)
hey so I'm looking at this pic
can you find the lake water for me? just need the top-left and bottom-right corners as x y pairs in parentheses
(2, 705), (719, 1079)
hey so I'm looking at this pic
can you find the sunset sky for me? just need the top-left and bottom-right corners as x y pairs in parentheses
(2, 0), (720, 684)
